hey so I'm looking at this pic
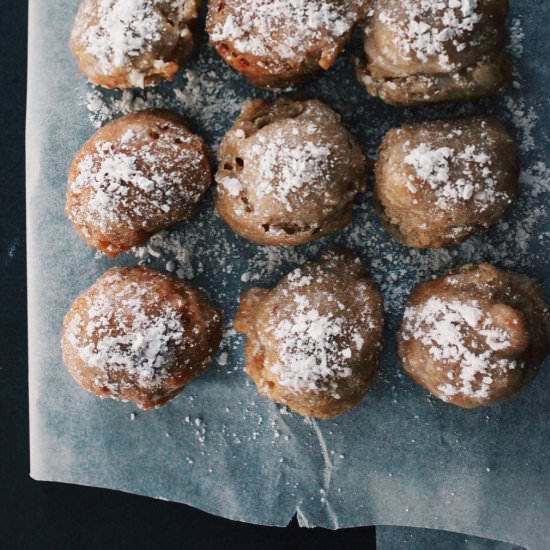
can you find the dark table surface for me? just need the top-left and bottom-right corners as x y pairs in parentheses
(0, 5), (377, 549)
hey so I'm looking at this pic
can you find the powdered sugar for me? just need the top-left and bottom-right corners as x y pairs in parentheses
(73, 0), (197, 87)
(66, 270), (186, 390)
(219, 176), (242, 197)
(249, 131), (333, 211)
(266, 265), (377, 396)
(403, 138), (504, 210)
(509, 17), (525, 59)
(171, 66), (243, 141)
(271, 294), (353, 395)
(85, 88), (167, 128)
(84, 53), (244, 145)
(401, 297), (517, 400)
(503, 96), (537, 153)
(405, 144), (454, 188)
(245, 244), (322, 283)
(209, 0), (363, 62)
(69, 123), (205, 235)
(374, 0), (482, 69)
(133, 229), (195, 279)
(83, 0), (163, 71)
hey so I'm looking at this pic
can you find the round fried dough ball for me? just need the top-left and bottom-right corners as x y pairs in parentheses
(356, 0), (510, 105)
(399, 263), (550, 408)
(62, 266), (223, 410)
(375, 116), (519, 249)
(215, 98), (367, 246)
(67, 110), (212, 257)
(70, 0), (201, 89)
(207, 0), (366, 88)
(234, 250), (384, 419)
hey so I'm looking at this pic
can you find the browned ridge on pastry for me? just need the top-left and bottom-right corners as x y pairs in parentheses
(398, 263), (550, 408)
(62, 266), (223, 409)
(234, 250), (384, 419)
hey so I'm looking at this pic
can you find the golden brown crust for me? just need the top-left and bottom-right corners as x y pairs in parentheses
(398, 263), (550, 408)
(374, 116), (519, 249)
(358, 0), (510, 105)
(70, 0), (201, 89)
(215, 98), (367, 246)
(207, 0), (366, 88)
(62, 266), (223, 410)
(67, 110), (212, 257)
(356, 55), (511, 107)
(234, 250), (384, 419)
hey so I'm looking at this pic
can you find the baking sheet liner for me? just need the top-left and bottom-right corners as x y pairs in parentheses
(27, 1), (550, 548)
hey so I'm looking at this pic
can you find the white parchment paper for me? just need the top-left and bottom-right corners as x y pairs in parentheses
(27, 1), (550, 548)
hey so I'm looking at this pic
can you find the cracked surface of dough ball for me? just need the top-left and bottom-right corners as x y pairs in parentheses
(399, 263), (550, 408)
(357, 0), (510, 105)
(62, 266), (223, 410)
(234, 251), (384, 419)
(215, 99), (367, 246)
(67, 110), (212, 257)
(375, 116), (519, 249)
(207, 0), (366, 88)
(70, 0), (201, 89)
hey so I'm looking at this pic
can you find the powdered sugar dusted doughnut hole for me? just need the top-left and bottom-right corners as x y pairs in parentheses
(67, 110), (212, 257)
(357, 0), (511, 105)
(375, 115), (519, 249)
(398, 263), (550, 408)
(215, 98), (367, 246)
(234, 250), (384, 419)
(70, 0), (201, 89)
(62, 266), (223, 409)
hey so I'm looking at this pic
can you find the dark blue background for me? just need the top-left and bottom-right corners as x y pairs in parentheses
(0, 5), (377, 549)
